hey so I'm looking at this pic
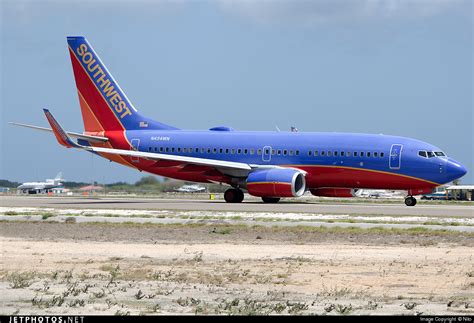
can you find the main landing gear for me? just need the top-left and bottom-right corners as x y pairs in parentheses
(224, 188), (244, 203)
(223, 189), (282, 204)
(261, 197), (280, 203)
(405, 196), (417, 206)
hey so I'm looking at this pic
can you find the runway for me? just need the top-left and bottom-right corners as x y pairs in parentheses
(1, 195), (473, 217)
(1, 196), (473, 315)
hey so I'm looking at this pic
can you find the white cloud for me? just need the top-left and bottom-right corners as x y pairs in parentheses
(218, 0), (469, 25)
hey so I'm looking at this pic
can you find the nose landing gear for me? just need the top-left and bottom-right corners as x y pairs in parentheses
(405, 196), (417, 206)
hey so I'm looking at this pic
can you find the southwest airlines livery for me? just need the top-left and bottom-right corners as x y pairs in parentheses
(11, 37), (467, 206)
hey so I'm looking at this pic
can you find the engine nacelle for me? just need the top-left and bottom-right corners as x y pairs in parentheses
(246, 169), (306, 198)
(310, 188), (356, 198)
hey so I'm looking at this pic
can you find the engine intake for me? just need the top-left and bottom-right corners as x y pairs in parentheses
(246, 169), (306, 197)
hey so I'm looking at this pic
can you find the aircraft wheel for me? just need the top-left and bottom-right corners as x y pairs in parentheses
(224, 188), (244, 203)
(261, 197), (280, 203)
(404, 196), (417, 206)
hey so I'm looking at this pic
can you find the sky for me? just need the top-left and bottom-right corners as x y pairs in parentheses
(1, 0), (473, 184)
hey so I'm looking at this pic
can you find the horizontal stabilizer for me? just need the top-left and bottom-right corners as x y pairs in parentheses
(9, 122), (108, 143)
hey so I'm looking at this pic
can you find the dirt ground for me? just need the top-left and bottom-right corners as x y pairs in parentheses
(1, 222), (473, 315)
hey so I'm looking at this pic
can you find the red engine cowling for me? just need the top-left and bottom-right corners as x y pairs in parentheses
(310, 188), (356, 198)
(246, 168), (306, 197)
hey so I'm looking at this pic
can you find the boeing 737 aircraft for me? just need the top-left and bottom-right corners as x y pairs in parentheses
(11, 36), (467, 206)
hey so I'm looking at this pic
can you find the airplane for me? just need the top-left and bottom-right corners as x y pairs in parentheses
(10, 36), (468, 206)
(175, 185), (207, 193)
(17, 172), (64, 194)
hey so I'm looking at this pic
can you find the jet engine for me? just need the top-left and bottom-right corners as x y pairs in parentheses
(246, 169), (306, 197)
(310, 188), (356, 198)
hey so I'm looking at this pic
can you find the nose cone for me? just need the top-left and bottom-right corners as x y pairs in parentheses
(446, 158), (467, 181)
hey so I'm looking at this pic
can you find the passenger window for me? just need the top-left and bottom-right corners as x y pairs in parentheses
(277, 149), (281, 155)
(219, 148), (223, 153)
(360, 152), (364, 157)
(341, 151), (345, 157)
(380, 152), (384, 158)
(177, 148), (181, 153)
(226, 148), (229, 154)
(171, 147), (175, 152)
(250, 149), (254, 155)
(353, 151), (357, 157)
(295, 150), (300, 156)
(148, 147), (152, 152)
(272, 149), (276, 155)
(334, 151), (338, 157)
(160, 147), (164, 152)
(244, 149), (248, 154)
(327, 151), (332, 157)
(314, 151), (318, 156)
(289, 150), (294, 156)
(257, 149), (262, 155)
(283, 150), (287, 156)
(374, 152), (378, 157)
(321, 151), (326, 156)
(347, 151), (351, 157)
(213, 148), (217, 154)
(231, 149), (236, 154)
(308, 151), (312, 156)
(367, 152), (371, 157)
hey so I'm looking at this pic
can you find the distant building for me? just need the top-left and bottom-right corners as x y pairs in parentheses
(0, 187), (10, 194)
(79, 185), (104, 192)
(445, 185), (474, 201)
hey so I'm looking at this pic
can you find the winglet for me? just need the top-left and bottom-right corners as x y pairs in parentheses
(43, 109), (81, 148)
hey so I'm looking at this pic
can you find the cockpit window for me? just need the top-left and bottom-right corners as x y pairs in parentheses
(427, 151), (435, 158)
(418, 151), (427, 158)
(435, 152), (446, 157)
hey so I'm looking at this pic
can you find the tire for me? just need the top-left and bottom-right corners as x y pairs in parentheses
(261, 197), (280, 203)
(404, 196), (417, 206)
(224, 188), (244, 203)
(235, 189), (244, 203)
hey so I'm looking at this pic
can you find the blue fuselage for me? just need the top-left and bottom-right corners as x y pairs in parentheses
(120, 129), (466, 189)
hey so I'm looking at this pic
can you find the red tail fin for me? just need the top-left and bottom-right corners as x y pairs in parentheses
(67, 36), (178, 132)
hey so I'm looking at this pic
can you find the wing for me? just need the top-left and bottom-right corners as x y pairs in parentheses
(41, 109), (253, 177)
